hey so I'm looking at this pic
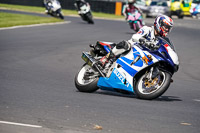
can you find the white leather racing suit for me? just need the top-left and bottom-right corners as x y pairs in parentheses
(112, 26), (158, 56)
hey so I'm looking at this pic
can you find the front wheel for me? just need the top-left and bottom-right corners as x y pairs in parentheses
(58, 12), (64, 19)
(134, 22), (140, 32)
(134, 70), (171, 100)
(75, 64), (99, 92)
(86, 12), (94, 24)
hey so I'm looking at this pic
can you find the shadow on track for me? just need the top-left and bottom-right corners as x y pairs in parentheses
(92, 91), (182, 101)
(155, 96), (182, 102)
(95, 90), (137, 99)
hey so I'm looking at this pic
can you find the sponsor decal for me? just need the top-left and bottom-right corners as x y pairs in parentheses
(99, 42), (111, 48)
(137, 29), (144, 35)
(113, 69), (130, 88)
(164, 44), (169, 52)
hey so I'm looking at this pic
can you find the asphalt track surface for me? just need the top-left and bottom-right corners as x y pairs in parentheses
(0, 11), (200, 133)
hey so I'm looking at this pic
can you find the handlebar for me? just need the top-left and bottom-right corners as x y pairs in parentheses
(139, 38), (160, 50)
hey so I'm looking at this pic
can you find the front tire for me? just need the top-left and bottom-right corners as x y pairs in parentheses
(86, 12), (94, 24)
(59, 12), (64, 19)
(134, 22), (140, 32)
(134, 71), (171, 100)
(75, 64), (99, 92)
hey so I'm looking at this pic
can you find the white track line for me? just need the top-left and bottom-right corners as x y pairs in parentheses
(193, 99), (200, 102)
(0, 21), (71, 30)
(0, 120), (42, 128)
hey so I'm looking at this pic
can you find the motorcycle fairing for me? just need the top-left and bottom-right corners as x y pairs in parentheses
(127, 11), (142, 23)
(79, 4), (90, 14)
(163, 44), (179, 65)
(98, 68), (133, 92)
(150, 44), (178, 68)
(97, 45), (159, 92)
(51, 0), (61, 11)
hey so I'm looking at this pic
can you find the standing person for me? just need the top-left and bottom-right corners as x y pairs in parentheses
(100, 15), (174, 66)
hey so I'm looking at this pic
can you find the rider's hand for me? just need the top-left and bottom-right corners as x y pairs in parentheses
(139, 38), (155, 49)
(139, 37), (147, 45)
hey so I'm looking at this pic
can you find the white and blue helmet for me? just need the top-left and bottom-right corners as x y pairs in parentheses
(154, 15), (173, 37)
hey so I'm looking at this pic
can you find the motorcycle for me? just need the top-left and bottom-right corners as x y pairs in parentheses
(74, 2), (94, 24)
(44, 0), (64, 19)
(74, 37), (179, 100)
(191, 3), (200, 19)
(127, 10), (145, 32)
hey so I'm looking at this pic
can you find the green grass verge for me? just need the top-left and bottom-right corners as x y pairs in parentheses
(0, 3), (44, 13)
(0, 3), (124, 19)
(0, 12), (63, 28)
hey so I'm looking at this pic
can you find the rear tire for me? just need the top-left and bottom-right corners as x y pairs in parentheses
(134, 70), (171, 100)
(75, 64), (99, 93)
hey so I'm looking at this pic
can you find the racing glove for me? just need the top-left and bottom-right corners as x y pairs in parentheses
(139, 37), (155, 49)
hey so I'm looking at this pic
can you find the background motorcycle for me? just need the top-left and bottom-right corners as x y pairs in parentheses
(75, 38), (179, 100)
(191, 3), (200, 19)
(127, 10), (145, 32)
(45, 0), (64, 19)
(75, 2), (94, 24)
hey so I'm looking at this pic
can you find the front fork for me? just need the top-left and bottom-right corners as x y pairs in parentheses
(146, 67), (159, 80)
(143, 67), (160, 88)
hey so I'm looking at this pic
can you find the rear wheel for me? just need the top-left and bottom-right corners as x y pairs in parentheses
(75, 64), (99, 92)
(134, 70), (171, 100)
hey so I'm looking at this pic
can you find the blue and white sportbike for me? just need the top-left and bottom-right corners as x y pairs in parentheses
(75, 37), (179, 100)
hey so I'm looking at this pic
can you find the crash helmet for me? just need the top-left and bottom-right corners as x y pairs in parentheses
(128, 0), (135, 4)
(154, 15), (173, 37)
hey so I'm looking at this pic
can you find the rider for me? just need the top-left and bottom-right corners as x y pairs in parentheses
(74, 0), (89, 14)
(122, 0), (143, 29)
(44, 0), (53, 13)
(123, 0), (142, 19)
(100, 15), (174, 66)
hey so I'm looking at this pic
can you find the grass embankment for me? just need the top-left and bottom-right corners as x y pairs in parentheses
(0, 12), (63, 28)
(0, 3), (124, 28)
(0, 3), (124, 19)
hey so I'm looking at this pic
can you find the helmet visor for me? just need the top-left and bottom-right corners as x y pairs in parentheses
(161, 22), (172, 33)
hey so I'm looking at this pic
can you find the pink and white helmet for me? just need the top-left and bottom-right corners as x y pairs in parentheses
(154, 15), (173, 37)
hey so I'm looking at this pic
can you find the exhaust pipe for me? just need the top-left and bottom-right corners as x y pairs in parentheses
(82, 52), (105, 77)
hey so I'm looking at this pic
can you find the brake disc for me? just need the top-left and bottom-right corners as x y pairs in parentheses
(144, 77), (158, 88)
